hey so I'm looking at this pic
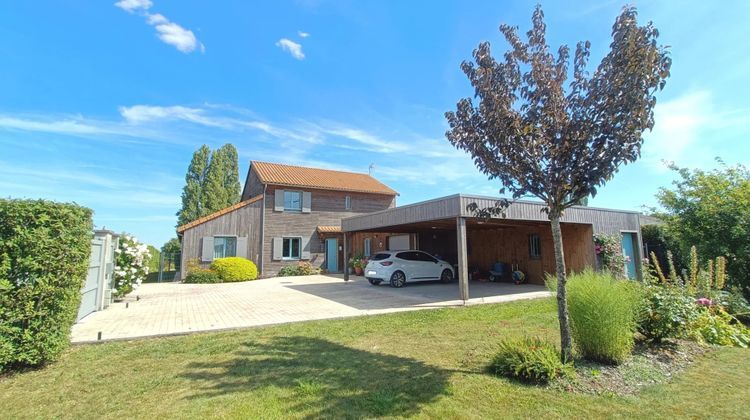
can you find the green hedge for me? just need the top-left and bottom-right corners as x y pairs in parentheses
(211, 257), (258, 282)
(0, 199), (93, 372)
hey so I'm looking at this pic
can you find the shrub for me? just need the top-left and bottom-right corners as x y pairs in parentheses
(210, 257), (258, 282)
(185, 269), (221, 284)
(715, 288), (750, 324)
(594, 234), (627, 279)
(277, 261), (321, 277)
(687, 307), (750, 348)
(567, 269), (642, 364)
(0, 199), (93, 372)
(489, 337), (573, 384)
(113, 234), (151, 298)
(638, 284), (700, 341)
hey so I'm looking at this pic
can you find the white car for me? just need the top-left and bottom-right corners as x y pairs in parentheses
(364, 250), (454, 287)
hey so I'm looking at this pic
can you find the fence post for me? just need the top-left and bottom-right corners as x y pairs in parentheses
(158, 252), (164, 283)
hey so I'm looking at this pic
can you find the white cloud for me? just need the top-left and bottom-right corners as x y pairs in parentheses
(276, 38), (305, 60)
(298, 31), (310, 38)
(114, 0), (152, 12)
(151, 20), (202, 53)
(115, 1), (203, 53)
(642, 90), (750, 171)
(146, 12), (167, 25)
(119, 105), (220, 126)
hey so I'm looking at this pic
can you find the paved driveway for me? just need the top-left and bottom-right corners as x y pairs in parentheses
(71, 274), (550, 343)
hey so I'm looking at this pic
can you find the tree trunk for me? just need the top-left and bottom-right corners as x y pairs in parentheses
(550, 214), (573, 362)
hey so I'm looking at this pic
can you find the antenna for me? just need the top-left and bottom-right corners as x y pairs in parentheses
(368, 163), (375, 175)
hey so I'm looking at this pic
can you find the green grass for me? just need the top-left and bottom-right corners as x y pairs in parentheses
(1, 298), (749, 419)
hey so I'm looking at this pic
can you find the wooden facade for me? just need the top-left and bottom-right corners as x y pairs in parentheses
(180, 199), (263, 278)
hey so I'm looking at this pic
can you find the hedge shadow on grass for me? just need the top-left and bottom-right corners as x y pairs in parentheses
(180, 336), (450, 418)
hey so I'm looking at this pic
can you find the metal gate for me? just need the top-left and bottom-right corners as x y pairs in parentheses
(77, 238), (105, 321)
(76, 230), (118, 322)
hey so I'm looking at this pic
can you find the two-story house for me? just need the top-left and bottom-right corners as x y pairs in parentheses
(177, 161), (399, 278)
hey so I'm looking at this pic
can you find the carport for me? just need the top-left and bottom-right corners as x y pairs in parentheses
(341, 194), (643, 301)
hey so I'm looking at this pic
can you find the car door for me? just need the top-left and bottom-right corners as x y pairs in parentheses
(415, 251), (439, 279)
(394, 251), (417, 280)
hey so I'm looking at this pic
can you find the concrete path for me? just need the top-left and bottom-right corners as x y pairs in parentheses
(70, 274), (550, 343)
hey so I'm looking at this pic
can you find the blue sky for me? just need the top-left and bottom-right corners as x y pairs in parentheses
(1, 0), (749, 247)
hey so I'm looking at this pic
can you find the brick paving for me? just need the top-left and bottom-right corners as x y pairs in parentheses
(70, 274), (550, 343)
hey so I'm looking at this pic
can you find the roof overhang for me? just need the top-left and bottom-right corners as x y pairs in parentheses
(341, 194), (641, 235)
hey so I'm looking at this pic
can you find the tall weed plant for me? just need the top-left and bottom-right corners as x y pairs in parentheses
(567, 269), (642, 364)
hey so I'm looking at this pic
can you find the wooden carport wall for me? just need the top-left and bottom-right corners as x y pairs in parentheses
(341, 194), (643, 301)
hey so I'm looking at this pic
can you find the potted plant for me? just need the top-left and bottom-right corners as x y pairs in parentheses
(349, 253), (365, 276)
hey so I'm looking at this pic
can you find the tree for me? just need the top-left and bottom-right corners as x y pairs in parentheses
(445, 6), (670, 361)
(176, 144), (241, 227)
(657, 161), (750, 294)
(177, 145), (210, 227)
(203, 144), (241, 213)
(161, 237), (182, 271)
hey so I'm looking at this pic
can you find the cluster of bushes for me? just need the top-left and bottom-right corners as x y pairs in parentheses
(113, 234), (151, 298)
(0, 199), (93, 372)
(184, 257), (258, 284)
(640, 247), (750, 346)
(277, 261), (321, 277)
(491, 252), (750, 383)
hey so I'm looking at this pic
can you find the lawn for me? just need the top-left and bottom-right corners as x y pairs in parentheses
(1, 298), (748, 419)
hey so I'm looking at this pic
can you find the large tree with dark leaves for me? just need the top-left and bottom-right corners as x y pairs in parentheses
(445, 6), (671, 361)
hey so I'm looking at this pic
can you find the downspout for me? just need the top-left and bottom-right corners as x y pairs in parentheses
(259, 183), (267, 276)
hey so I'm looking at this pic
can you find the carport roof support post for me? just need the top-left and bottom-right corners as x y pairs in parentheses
(343, 233), (349, 281)
(456, 216), (469, 301)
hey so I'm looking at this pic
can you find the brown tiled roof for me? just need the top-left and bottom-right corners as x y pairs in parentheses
(176, 195), (263, 233)
(251, 161), (398, 196)
(317, 225), (342, 233)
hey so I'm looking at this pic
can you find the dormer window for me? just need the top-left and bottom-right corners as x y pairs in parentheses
(284, 191), (302, 211)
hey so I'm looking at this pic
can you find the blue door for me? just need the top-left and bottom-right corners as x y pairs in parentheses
(621, 233), (637, 279)
(326, 238), (338, 272)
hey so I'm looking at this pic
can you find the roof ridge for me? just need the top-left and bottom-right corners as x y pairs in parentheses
(250, 160), (372, 177)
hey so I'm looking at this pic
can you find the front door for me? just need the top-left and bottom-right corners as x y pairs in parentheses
(621, 233), (637, 279)
(326, 238), (338, 272)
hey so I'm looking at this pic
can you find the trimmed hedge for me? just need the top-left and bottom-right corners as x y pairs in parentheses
(184, 269), (221, 284)
(210, 257), (258, 282)
(0, 199), (93, 372)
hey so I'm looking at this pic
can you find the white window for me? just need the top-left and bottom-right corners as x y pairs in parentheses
(284, 191), (302, 211)
(214, 237), (237, 259)
(529, 234), (541, 259)
(345, 195), (352, 210)
(282, 237), (301, 259)
(364, 238), (371, 257)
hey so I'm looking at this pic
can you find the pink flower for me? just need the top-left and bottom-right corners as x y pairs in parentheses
(695, 298), (713, 306)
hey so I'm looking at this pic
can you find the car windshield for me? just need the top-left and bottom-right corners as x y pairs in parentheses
(370, 253), (391, 261)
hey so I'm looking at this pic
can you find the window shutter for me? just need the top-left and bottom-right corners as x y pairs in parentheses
(272, 237), (283, 260)
(300, 236), (311, 260)
(302, 191), (312, 213)
(201, 237), (214, 262)
(274, 190), (285, 212)
(236, 237), (248, 259)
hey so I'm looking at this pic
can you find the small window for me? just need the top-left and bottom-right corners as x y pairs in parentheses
(529, 234), (541, 259)
(345, 195), (352, 210)
(363, 238), (371, 257)
(214, 236), (237, 259)
(282, 237), (301, 259)
(284, 191), (302, 211)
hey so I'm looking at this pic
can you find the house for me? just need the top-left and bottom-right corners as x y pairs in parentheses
(177, 161), (399, 278)
(178, 161), (644, 298)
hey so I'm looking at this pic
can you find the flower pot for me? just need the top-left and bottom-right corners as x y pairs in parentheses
(355, 267), (363, 276)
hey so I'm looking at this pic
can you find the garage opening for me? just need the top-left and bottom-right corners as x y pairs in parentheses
(345, 217), (595, 301)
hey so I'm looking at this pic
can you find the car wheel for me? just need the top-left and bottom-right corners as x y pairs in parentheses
(390, 271), (406, 288)
(368, 278), (382, 286)
(440, 269), (453, 283)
